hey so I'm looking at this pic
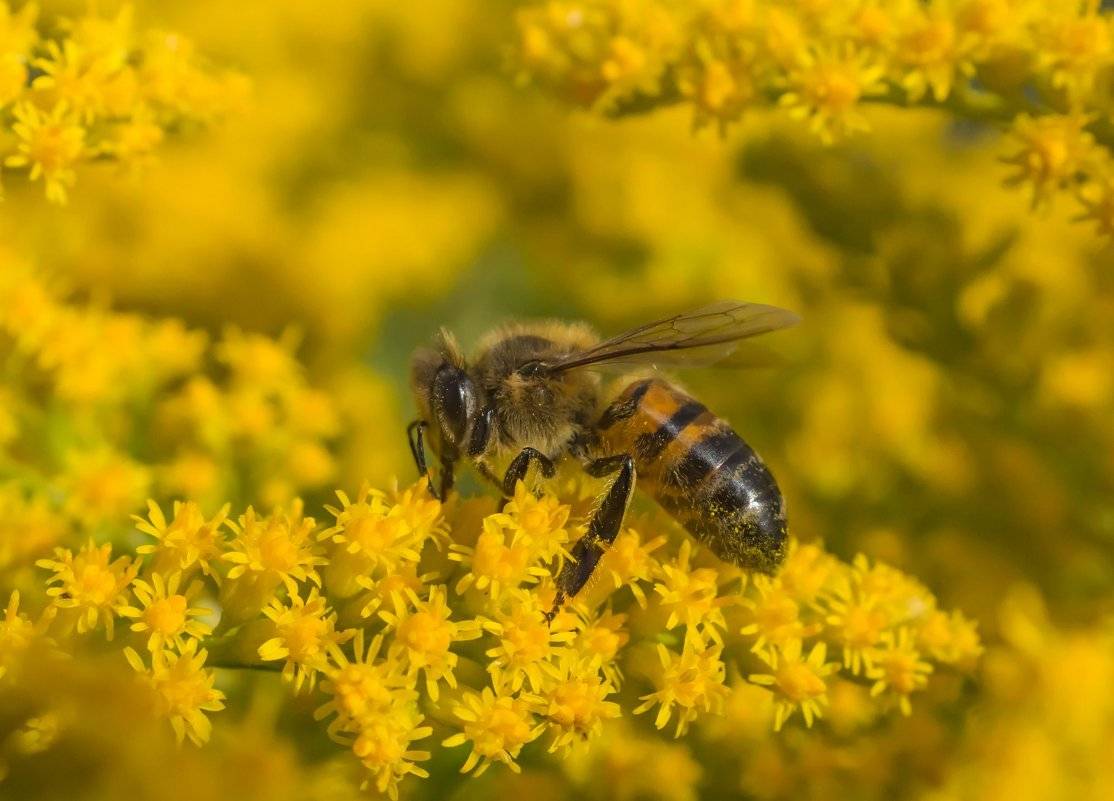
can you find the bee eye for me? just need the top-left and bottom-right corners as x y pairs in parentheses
(432, 365), (477, 450)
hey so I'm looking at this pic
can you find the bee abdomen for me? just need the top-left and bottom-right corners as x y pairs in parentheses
(598, 379), (787, 573)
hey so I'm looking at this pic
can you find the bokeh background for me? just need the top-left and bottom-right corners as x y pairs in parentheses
(1, 1), (1113, 800)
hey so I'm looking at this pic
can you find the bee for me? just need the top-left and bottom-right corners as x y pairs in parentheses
(408, 300), (799, 620)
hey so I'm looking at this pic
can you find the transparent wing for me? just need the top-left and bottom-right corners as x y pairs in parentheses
(544, 301), (800, 374)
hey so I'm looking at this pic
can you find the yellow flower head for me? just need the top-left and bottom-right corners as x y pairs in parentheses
(779, 45), (886, 144)
(634, 633), (729, 737)
(499, 480), (573, 563)
(451, 515), (550, 598)
(37, 540), (139, 639)
(749, 638), (838, 731)
(484, 589), (576, 692)
(135, 499), (230, 579)
(739, 574), (819, 658)
(442, 686), (545, 776)
(379, 585), (481, 700)
(0, 591), (55, 681)
(316, 629), (413, 741)
(60, 448), (151, 526)
(352, 706), (433, 801)
(4, 102), (85, 203)
(867, 627), (934, 715)
(118, 571), (213, 653)
(654, 540), (731, 640)
(596, 527), (666, 608)
(125, 639), (225, 745)
(1002, 113), (1096, 208)
(223, 502), (324, 597)
(259, 587), (353, 693)
(541, 651), (621, 753)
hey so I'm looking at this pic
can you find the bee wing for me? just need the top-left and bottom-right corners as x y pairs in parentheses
(543, 301), (800, 373)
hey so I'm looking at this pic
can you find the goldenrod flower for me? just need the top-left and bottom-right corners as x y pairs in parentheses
(316, 630), (413, 741)
(779, 45), (886, 143)
(135, 499), (229, 579)
(867, 627), (933, 715)
(484, 588), (575, 692)
(221, 503), (324, 622)
(451, 515), (550, 598)
(893, 6), (972, 102)
(118, 572), (213, 653)
(739, 575), (818, 658)
(654, 540), (731, 641)
(258, 588), (353, 692)
(0, 591), (54, 681)
(500, 480), (573, 564)
(59, 448), (151, 526)
(1002, 113), (1096, 207)
(635, 634), (729, 737)
(352, 707), (433, 800)
(379, 585), (481, 700)
(442, 686), (546, 775)
(596, 527), (666, 608)
(4, 102), (85, 203)
(124, 640), (226, 745)
(37, 540), (139, 639)
(749, 639), (838, 731)
(541, 651), (621, 753)
(823, 588), (889, 674)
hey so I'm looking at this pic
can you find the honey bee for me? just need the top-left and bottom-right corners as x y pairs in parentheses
(409, 301), (799, 620)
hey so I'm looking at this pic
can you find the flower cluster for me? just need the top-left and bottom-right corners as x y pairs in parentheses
(514, 0), (1114, 234)
(3, 473), (979, 799)
(0, 264), (340, 534)
(0, 2), (245, 203)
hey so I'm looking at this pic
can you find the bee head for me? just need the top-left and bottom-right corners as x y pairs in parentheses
(411, 329), (485, 458)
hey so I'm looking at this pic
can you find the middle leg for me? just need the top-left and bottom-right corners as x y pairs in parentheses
(546, 453), (635, 622)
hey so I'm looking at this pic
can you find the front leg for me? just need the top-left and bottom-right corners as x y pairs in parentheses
(546, 454), (635, 622)
(406, 420), (437, 498)
(501, 447), (557, 497)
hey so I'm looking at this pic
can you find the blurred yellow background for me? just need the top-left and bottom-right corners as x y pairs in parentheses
(1, 1), (1113, 800)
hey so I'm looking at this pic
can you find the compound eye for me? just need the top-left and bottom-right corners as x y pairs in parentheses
(432, 365), (476, 450)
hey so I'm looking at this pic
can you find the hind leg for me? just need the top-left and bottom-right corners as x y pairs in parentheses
(546, 454), (635, 622)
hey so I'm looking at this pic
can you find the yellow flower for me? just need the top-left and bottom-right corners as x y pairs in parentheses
(316, 630), (413, 741)
(894, 7), (972, 102)
(31, 39), (112, 123)
(258, 588), (354, 693)
(634, 634), (729, 737)
(654, 540), (731, 640)
(824, 589), (889, 674)
(352, 706), (433, 800)
(779, 45), (886, 144)
(1034, 2), (1114, 100)
(739, 575), (818, 658)
(571, 606), (629, 686)
(776, 539), (838, 603)
(541, 652), (621, 753)
(135, 499), (229, 579)
(0, 591), (55, 681)
(749, 638), (838, 731)
(594, 525), (666, 609)
(379, 585), (481, 700)
(1002, 114), (1096, 207)
(499, 480), (573, 563)
(124, 640), (225, 745)
(221, 502), (324, 622)
(442, 686), (545, 776)
(867, 627), (934, 715)
(37, 540), (139, 639)
(4, 102), (85, 203)
(216, 326), (303, 394)
(118, 572), (213, 653)
(0, 50), (24, 107)
(917, 608), (984, 666)
(450, 515), (550, 598)
(484, 589), (575, 692)
(321, 483), (440, 598)
(0, 1), (37, 55)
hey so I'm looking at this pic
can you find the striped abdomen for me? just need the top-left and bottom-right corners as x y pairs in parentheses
(596, 378), (787, 573)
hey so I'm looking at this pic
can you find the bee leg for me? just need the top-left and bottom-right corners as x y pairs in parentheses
(406, 420), (437, 499)
(501, 447), (557, 503)
(545, 454), (634, 624)
(439, 454), (456, 501)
